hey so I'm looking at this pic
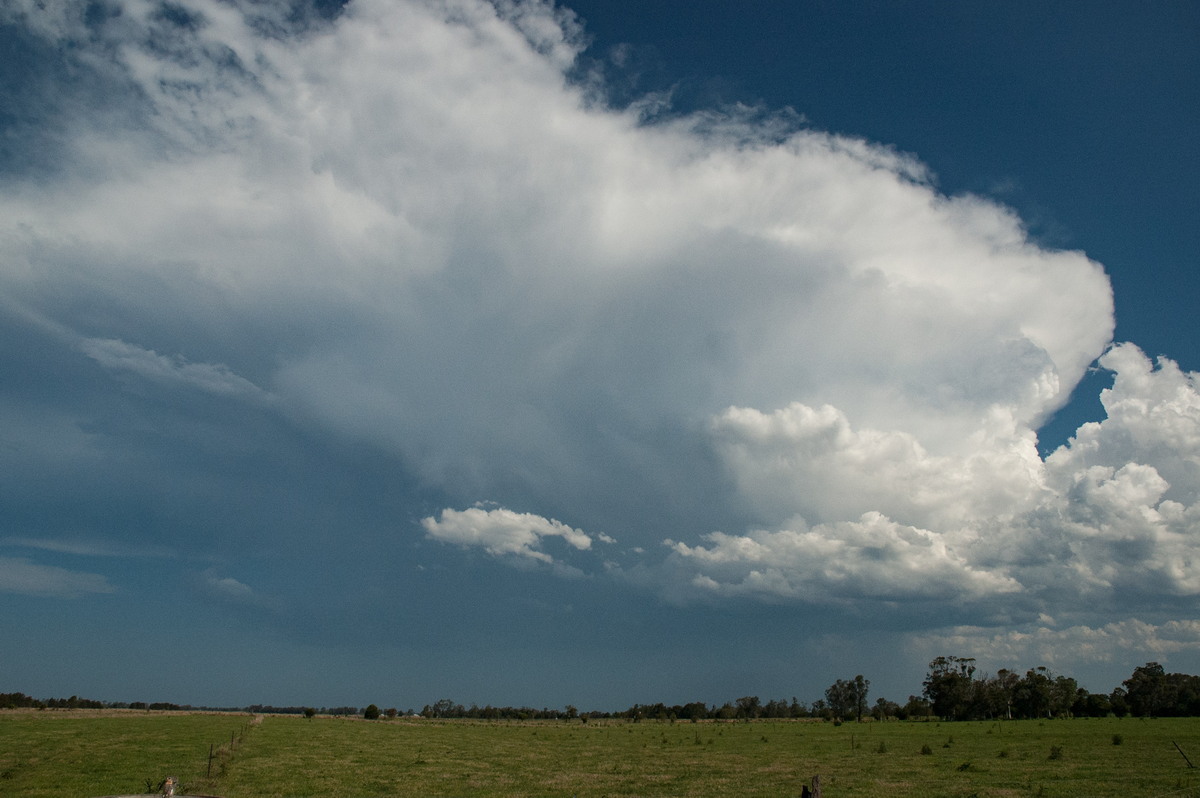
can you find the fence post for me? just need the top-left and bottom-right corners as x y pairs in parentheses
(812, 774), (822, 798)
(207, 743), (214, 777)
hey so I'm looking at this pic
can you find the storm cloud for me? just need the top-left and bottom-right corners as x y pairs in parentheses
(2, 0), (1197, 703)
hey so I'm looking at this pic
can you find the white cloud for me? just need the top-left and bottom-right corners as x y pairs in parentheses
(910, 618), (1200, 671)
(710, 401), (1046, 531)
(422, 507), (593, 564)
(1047, 344), (1200, 506)
(686, 342), (1200, 610)
(0, 556), (115, 598)
(6, 0), (1197, 642)
(665, 512), (1020, 604)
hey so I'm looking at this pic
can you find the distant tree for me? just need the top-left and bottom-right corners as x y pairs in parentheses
(852, 675), (870, 722)
(824, 681), (852, 721)
(901, 695), (931, 719)
(303, 707), (316, 720)
(1050, 674), (1078, 717)
(1012, 667), (1052, 718)
(825, 677), (868, 721)
(872, 697), (900, 721)
(363, 704), (381, 720)
(1121, 662), (1200, 716)
(385, 707), (398, 719)
(1073, 690), (1111, 717)
(428, 698), (459, 718)
(735, 696), (762, 719)
(1124, 662), (1168, 716)
(923, 656), (976, 720)
(986, 669), (1020, 719)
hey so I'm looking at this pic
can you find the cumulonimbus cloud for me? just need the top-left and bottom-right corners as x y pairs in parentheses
(1, 0), (1196, 670)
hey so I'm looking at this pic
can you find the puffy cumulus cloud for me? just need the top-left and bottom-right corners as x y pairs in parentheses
(690, 342), (1200, 615)
(0, 556), (116, 598)
(710, 401), (1046, 531)
(1047, 344), (1200, 506)
(422, 506), (595, 564)
(664, 512), (1020, 604)
(960, 347), (1200, 604)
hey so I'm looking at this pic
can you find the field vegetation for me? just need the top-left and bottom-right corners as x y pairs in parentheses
(5, 710), (1200, 797)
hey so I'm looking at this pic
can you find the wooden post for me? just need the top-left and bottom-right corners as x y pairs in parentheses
(207, 743), (214, 777)
(812, 774), (822, 798)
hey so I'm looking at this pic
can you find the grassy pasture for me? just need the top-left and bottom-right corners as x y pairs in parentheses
(5, 711), (1200, 797)
(0, 710), (250, 797)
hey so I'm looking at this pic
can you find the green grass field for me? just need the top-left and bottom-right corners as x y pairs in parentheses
(5, 711), (1200, 797)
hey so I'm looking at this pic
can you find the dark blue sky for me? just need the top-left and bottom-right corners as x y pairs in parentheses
(1, 0), (1198, 711)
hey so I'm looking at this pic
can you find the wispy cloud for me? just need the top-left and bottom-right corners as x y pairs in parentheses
(197, 568), (276, 610)
(80, 338), (267, 399)
(0, 556), (115, 598)
(3, 536), (176, 559)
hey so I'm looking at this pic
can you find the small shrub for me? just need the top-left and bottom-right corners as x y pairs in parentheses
(1049, 746), (1064, 760)
(997, 749), (1009, 758)
(956, 761), (972, 771)
(1112, 734), (1123, 746)
(876, 741), (888, 754)
(920, 744), (933, 755)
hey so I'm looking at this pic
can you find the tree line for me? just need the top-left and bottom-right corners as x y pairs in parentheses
(1, 692), (105, 710)
(6, 660), (1200, 721)
(917, 657), (1200, 721)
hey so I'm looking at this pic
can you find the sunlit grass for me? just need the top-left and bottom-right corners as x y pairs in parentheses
(220, 714), (1200, 798)
(7, 710), (1200, 797)
(0, 710), (251, 797)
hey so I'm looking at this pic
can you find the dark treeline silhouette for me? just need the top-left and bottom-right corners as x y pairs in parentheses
(0, 692), (358, 716)
(918, 657), (1200, 721)
(7, 660), (1200, 721)
(1, 692), (104, 710)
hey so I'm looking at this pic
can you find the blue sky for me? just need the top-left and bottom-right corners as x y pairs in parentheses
(1, 0), (1198, 711)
